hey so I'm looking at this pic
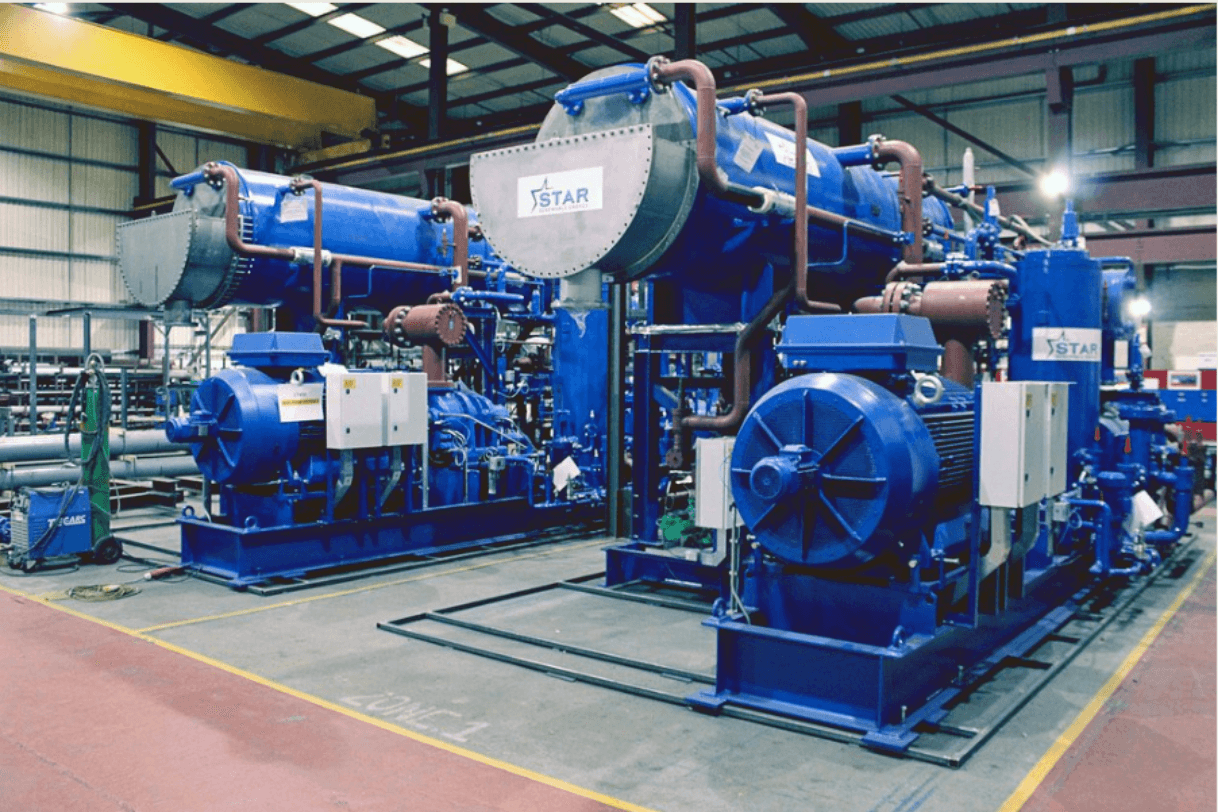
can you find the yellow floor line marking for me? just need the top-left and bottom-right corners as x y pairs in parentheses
(0, 577), (659, 812)
(133, 537), (608, 633)
(997, 547), (1217, 812)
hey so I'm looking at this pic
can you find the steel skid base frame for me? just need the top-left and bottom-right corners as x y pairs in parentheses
(177, 499), (603, 591)
(377, 536), (1199, 766)
(604, 541), (728, 595)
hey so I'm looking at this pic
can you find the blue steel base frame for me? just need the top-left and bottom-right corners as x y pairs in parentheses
(688, 557), (1096, 754)
(604, 541), (727, 595)
(179, 499), (602, 589)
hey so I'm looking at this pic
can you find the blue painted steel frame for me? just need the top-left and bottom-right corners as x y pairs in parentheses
(179, 499), (601, 589)
(689, 558), (1093, 753)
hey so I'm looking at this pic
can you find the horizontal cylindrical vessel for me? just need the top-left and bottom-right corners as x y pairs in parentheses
(118, 163), (490, 313)
(471, 64), (952, 306)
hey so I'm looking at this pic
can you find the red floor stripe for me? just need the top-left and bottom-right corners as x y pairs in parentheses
(0, 593), (621, 811)
(1021, 562), (1217, 812)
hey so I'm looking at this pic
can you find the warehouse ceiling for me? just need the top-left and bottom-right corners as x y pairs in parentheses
(55, 2), (1188, 145)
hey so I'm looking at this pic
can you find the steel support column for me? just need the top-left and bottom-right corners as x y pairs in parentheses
(607, 281), (627, 538)
(27, 315), (37, 436)
(837, 101), (862, 147)
(673, 4), (696, 61)
(135, 121), (156, 209)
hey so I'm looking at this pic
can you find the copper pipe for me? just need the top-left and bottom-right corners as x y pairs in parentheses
(872, 138), (924, 265)
(680, 273), (795, 438)
(430, 197), (470, 289)
(203, 162), (295, 263)
(885, 262), (944, 284)
(649, 58), (761, 208)
(753, 91), (841, 316)
(941, 337), (976, 388)
(288, 177), (367, 330)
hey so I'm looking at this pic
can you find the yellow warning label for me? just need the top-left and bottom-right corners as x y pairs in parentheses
(343, 378), (356, 389)
(391, 377), (403, 388)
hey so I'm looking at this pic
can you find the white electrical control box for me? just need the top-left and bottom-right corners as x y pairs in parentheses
(382, 372), (428, 446)
(325, 371), (385, 450)
(979, 381), (1053, 508)
(695, 437), (741, 530)
(1044, 382), (1069, 496)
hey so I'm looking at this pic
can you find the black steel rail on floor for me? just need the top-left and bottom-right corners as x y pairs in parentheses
(377, 538), (1201, 767)
(117, 526), (605, 596)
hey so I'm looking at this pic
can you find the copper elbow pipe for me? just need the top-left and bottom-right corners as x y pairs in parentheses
(872, 139), (924, 265)
(430, 197), (469, 290)
(203, 162), (295, 264)
(753, 91), (841, 317)
(288, 177), (368, 331)
(885, 261), (944, 285)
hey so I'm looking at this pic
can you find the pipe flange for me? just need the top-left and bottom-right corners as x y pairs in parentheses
(986, 281), (1008, 340)
(383, 303), (467, 349)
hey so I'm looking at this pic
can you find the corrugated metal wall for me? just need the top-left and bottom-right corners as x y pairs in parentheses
(0, 92), (247, 358)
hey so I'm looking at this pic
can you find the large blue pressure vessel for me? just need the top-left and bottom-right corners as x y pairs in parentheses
(470, 64), (952, 306)
(1008, 248), (1103, 473)
(118, 163), (490, 314)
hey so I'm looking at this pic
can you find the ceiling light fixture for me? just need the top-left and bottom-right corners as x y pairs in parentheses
(420, 57), (469, 76)
(376, 35), (428, 59)
(34, 3), (69, 13)
(608, 3), (665, 29)
(285, 2), (336, 18)
(328, 12), (385, 39)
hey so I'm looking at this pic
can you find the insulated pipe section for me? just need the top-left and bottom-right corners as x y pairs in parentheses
(0, 429), (179, 464)
(0, 454), (197, 491)
(383, 302), (468, 386)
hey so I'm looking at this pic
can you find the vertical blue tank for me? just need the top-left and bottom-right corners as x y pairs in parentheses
(1008, 248), (1103, 474)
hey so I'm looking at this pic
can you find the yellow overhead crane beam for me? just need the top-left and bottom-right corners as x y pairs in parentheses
(0, 5), (376, 149)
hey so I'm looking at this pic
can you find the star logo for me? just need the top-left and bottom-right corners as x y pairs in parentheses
(530, 177), (552, 212)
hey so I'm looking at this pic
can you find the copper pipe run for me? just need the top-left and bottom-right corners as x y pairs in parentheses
(752, 90), (841, 316)
(287, 177), (367, 330)
(430, 197), (470, 290)
(201, 164), (453, 332)
(872, 138), (924, 265)
(885, 262), (945, 285)
(677, 273), (795, 443)
(649, 58), (762, 208)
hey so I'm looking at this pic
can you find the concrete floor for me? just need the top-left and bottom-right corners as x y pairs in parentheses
(1, 505), (1213, 812)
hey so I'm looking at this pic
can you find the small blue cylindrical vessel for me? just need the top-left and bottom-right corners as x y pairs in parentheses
(1008, 248), (1103, 473)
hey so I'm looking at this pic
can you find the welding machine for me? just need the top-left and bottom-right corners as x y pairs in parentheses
(6, 485), (119, 571)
